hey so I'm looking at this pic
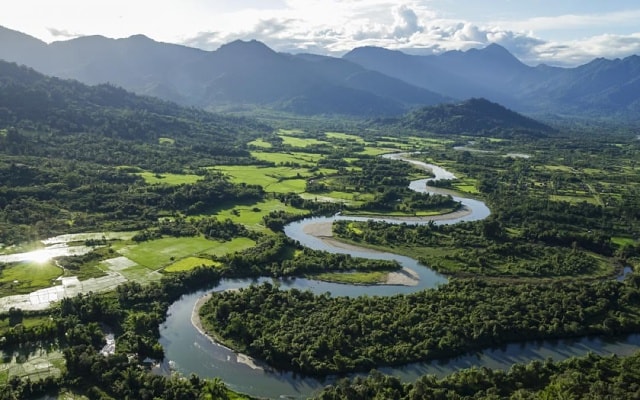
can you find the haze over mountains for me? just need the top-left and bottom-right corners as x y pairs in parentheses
(1, 25), (639, 120)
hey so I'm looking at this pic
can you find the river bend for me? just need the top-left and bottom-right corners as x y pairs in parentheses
(158, 153), (640, 399)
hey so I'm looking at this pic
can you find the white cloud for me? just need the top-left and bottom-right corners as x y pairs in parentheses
(2, 0), (640, 66)
(534, 33), (640, 66)
(392, 5), (422, 38)
(46, 27), (81, 40)
(496, 9), (640, 33)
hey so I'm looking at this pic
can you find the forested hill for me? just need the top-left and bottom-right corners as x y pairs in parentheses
(0, 60), (270, 143)
(397, 98), (555, 137)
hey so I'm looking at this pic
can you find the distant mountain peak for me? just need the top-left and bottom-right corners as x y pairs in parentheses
(344, 46), (403, 58)
(125, 34), (154, 42)
(217, 39), (276, 57)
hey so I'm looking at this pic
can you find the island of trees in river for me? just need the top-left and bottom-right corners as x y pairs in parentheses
(0, 60), (640, 398)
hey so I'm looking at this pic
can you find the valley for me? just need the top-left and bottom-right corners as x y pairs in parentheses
(0, 36), (639, 399)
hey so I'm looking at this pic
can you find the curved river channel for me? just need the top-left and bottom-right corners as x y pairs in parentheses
(158, 154), (640, 399)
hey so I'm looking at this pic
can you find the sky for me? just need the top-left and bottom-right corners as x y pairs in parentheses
(2, 0), (640, 66)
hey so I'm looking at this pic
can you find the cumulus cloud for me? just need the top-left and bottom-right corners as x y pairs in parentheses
(177, 2), (640, 67)
(392, 5), (422, 38)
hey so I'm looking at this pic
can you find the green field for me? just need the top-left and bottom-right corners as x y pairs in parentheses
(0, 349), (64, 384)
(279, 135), (329, 148)
(300, 190), (375, 205)
(248, 138), (273, 148)
(214, 165), (311, 193)
(117, 236), (235, 269)
(313, 271), (388, 284)
(0, 261), (61, 296)
(325, 132), (365, 143)
(212, 199), (307, 230)
(357, 147), (396, 156)
(136, 171), (204, 185)
(164, 256), (222, 273)
(612, 236), (637, 246)
(550, 194), (598, 204)
(250, 151), (322, 167)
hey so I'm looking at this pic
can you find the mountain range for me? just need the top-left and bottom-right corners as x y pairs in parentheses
(1, 25), (639, 119)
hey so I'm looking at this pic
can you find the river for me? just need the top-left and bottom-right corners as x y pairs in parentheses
(158, 153), (640, 399)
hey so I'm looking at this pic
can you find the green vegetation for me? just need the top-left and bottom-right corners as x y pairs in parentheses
(247, 138), (272, 148)
(120, 237), (217, 268)
(0, 261), (61, 296)
(313, 271), (388, 284)
(314, 351), (640, 399)
(211, 199), (307, 230)
(164, 257), (221, 273)
(214, 165), (310, 193)
(398, 98), (555, 137)
(136, 171), (204, 185)
(200, 278), (640, 375)
(249, 151), (322, 166)
(334, 220), (613, 278)
(324, 131), (365, 143)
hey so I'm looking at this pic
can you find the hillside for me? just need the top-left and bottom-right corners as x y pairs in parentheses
(398, 98), (555, 137)
(0, 60), (271, 169)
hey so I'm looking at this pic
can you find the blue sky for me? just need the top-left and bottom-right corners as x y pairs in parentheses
(2, 0), (640, 66)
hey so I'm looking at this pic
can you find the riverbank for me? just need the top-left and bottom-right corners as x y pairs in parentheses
(302, 221), (418, 285)
(300, 207), (472, 286)
(191, 292), (264, 371)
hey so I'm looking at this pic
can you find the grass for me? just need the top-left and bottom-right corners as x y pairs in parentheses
(452, 180), (481, 194)
(550, 194), (598, 205)
(136, 172), (203, 185)
(250, 151), (322, 167)
(279, 135), (329, 148)
(164, 257), (222, 273)
(357, 147), (397, 156)
(199, 238), (256, 256)
(278, 128), (305, 136)
(213, 165), (311, 193)
(0, 261), (61, 296)
(247, 138), (273, 148)
(344, 208), (457, 217)
(612, 237), (637, 247)
(325, 132), (365, 143)
(211, 199), (307, 230)
(118, 236), (256, 271)
(118, 265), (163, 283)
(303, 190), (375, 204)
(118, 236), (224, 269)
(312, 271), (388, 284)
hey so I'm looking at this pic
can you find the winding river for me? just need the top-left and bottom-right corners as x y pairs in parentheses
(158, 154), (640, 399)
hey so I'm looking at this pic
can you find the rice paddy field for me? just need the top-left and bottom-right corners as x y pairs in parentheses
(116, 236), (254, 270)
(0, 261), (61, 297)
(0, 349), (65, 385)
